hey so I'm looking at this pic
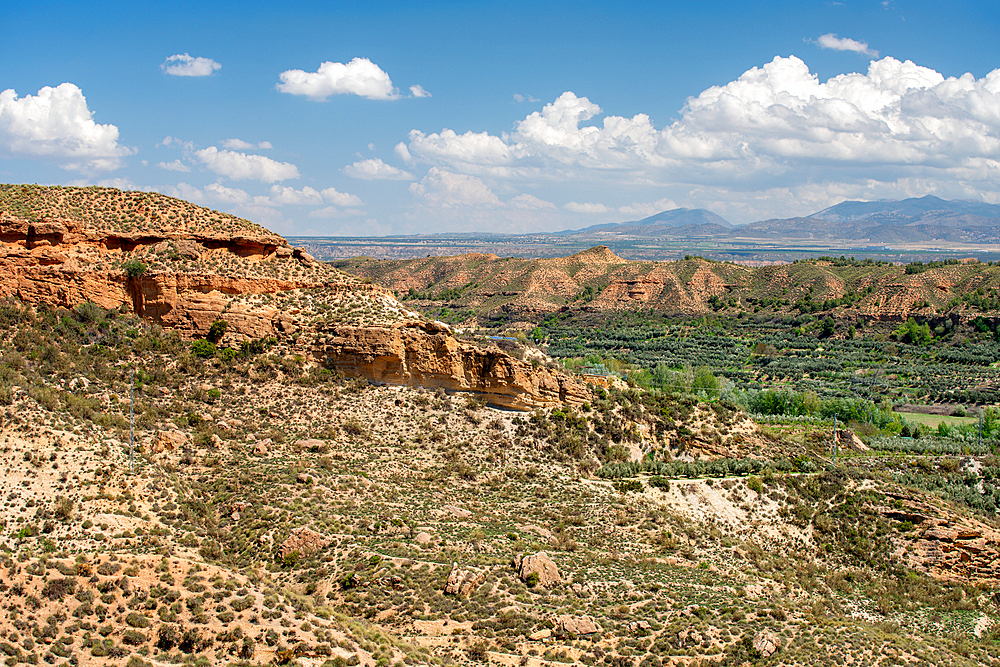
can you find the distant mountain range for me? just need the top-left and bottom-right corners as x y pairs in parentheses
(809, 195), (1000, 223)
(561, 208), (733, 235)
(559, 196), (1000, 244)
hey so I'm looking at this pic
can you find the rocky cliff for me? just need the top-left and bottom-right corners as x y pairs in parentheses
(0, 185), (588, 410)
(315, 320), (588, 410)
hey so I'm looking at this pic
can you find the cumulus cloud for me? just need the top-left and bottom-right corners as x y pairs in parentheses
(221, 138), (273, 150)
(509, 193), (555, 209)
(814, 34), (878, 57)
(0, 83), (130, 172)
(409, 168), (502, 208)
(406, 128), (515, 174)
(158, 136), (193, 150)
(394, 142), (413, 162)
(67, 177), (139, 190)
(276, 57), (399, 100)
(401, 56), (1000, 220)
(343, 157), (413, 180)
(193, 146), (299, 182)
(204, 182), (254, 205)
(409, 85), (431, 98)
(513, 93), (540, 103)
(564, 201), (610, 214)
(157, 159), (190, 172)
(320, 187), (364, 207)
(161, 54), (222, 77)
(267, 184), (363, 207)
(269, 185), (324, 205)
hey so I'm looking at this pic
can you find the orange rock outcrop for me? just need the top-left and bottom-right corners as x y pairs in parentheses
(0, 188), (589, 410)
(316, 321), (587, 410)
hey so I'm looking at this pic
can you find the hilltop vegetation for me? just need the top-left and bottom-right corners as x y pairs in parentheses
(0, 184), (275, 239)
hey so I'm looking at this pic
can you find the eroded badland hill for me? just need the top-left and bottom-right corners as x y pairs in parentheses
(1, 185), (999, 667)
(333, 248), (1000, 325)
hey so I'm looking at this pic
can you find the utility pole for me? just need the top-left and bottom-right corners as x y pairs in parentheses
(129, 369), (134, 472)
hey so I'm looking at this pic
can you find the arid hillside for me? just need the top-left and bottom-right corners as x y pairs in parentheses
(1, 185), (1000, 666)
(0, 184), (586, 410)
(334, 250), (1000, 324)
(0, 299), (999, 666)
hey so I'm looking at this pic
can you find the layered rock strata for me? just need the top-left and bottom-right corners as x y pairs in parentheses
(0, 189), (588, 410)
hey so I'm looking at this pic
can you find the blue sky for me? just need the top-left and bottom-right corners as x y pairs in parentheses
(2, 0), (998, 235)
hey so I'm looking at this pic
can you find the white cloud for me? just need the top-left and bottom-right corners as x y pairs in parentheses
(320, 186), (364, 207)
(221, 138), (273, 150)
(309, 206), (366, 219)
(67, 177), (139, 190)
(157, 159), (190, 172)
(814, 34), (879, 57)
(266, 184), (363, 207)
(204, 182), (253, 205)
(276, 57), (399, 100)
(269, 185), (324, 205)
(513, 93), (540, 103)
(394, 142), (413, 162)
(400, 56), (1000, 221)
(165, 182), (205, 203)
(509, 193), (555, 209)
(161, 54), (222, 77)
(0, 83), (130, 172)
(409, 168), (502, 208)
(406, 128), (515, 173)
(158, 136), (193, 150)
(409, 85), (431, 98)
(343, 157), (413, 180)
(193, 146), (299, 182)
(564, 201), (610, 214)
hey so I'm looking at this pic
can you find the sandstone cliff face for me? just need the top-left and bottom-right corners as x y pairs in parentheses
(315, 321), (588, 410)
(1, 188), (590, 411)
(0, 211), (321, 339)
(884, 492), (1000, 586)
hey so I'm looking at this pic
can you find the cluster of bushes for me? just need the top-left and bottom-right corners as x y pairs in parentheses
(893, 465), (1000, 516)
(904, 258), (962, 274)
(596, 455), (817, 480)
(868, 436), (993, 457)
(729, 388), (896, 428)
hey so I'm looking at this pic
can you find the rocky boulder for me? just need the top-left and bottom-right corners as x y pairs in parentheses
(752, 629), (779, 657)
(552, 615), (598, 636)
(153, 430), (188, 453)
(444, 563), (485, 596)
(516, 551), (561, 587)
(278, 527), (330, 560)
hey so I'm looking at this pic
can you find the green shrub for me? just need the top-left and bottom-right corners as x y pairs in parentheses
(125, 612), (150, 628)
(122, 629), (147, 645)
(207, 319), (227, 343)
(123, 259), (148, 278)
(191, 339), (216, 359)
(648, 476), (670, 491)
(614, 480), (643, 493)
